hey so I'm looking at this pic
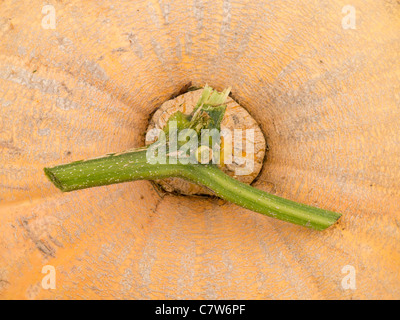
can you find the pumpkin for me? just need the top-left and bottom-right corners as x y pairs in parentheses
(0, 0), (399, 299)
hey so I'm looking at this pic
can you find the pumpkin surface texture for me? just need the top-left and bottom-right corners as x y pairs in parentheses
(0, 0), (399, 299)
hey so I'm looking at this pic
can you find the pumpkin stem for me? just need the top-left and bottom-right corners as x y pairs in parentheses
(44, 149), (340, 230)
(44, 86), (341, 230)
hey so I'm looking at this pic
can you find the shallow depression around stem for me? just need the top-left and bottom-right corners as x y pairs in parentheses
(145, 87), (267, 196)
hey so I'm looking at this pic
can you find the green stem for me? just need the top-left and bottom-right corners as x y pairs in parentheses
(44, 149), (341, 230)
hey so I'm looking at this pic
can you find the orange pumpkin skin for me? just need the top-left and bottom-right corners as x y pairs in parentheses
(0, 0), (399, 299)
